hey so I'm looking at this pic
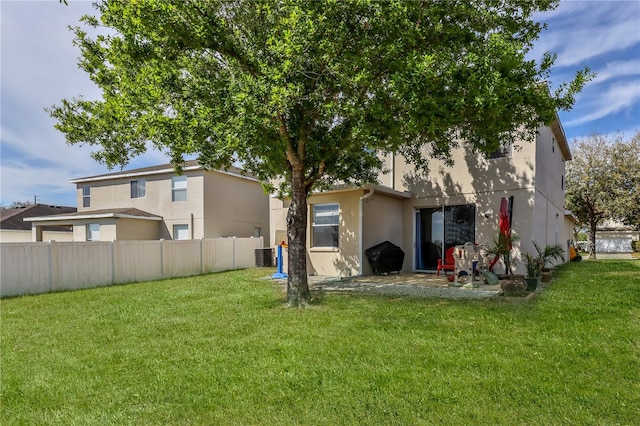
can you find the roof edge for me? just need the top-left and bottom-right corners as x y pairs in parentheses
(25, 212), (163, 222)
(551, 114), (572, 161)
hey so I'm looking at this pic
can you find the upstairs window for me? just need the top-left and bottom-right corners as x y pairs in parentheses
(130, 179), (146, 198)
(171, 176), (187, 202)
(82, 186), (91, 207)
(488, 142), (512, 159)
(312, 203), (339, 248)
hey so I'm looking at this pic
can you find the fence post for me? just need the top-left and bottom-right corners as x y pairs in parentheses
(160, 239), (165, 279)
(111, 240), (116, 284)
(200, 238), (204, 274)
(48, 240), (54, 292)
(233, 237), (236, 269)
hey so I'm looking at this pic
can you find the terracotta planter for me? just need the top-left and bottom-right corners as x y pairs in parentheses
(541, 271), (553, 282)
(500, 279), (527, 296)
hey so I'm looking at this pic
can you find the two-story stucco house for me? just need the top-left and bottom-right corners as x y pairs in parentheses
(270, 118), (574, 277)
(27, 160), (270, 244)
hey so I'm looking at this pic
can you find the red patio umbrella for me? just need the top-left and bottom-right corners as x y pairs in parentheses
(498, 197), (511, 248)
(489, 197), (512, 273)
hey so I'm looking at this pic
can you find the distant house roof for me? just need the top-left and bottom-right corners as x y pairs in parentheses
(24, 208), (162, 223)
(0, 204), (77, 231)
(70, 160), (259, 183)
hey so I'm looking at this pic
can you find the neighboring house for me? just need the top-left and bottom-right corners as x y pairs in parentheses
(0, 204), (76, 242)
(271, 118), (574, 276)
(26, 161), (270, 244)
(595, 220), (639, 253)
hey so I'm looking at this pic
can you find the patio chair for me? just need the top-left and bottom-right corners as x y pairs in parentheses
(437, 247), (456, 276)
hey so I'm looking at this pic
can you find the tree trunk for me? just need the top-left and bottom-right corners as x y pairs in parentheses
(285, 167), (311, 307)
(589, 219), (597, 260)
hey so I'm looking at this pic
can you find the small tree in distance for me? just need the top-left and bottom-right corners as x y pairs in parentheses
(565, 131), (640, 259)
(49, 0), (591, 306)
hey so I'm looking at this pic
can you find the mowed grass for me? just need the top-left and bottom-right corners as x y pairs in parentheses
(1, 261), (639, 425)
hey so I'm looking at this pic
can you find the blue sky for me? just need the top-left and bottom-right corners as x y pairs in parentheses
(1, 0), (639, 207)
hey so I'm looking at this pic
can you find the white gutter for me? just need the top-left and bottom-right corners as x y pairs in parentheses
(70, 166), (202, 183)
(25, 213), (163, 222)
(70, 165), (261, 184)
(358, 188), (375, 276)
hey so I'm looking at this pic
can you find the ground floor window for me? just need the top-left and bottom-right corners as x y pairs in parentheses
(415, 204), (476, 270)
(312, 203), (339, 248)
(87, 223), (100, 241)
(173, 224), (189, 240)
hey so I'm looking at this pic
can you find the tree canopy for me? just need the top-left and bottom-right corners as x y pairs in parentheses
(565, 131), (640, 258)
(49, 0), (591, 305)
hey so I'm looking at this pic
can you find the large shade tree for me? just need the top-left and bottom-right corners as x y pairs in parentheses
(566, 131), (640, 258)
(50, 0), (590, 306)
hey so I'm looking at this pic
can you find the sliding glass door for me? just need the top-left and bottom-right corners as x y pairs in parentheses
(415, 204), (476, 271)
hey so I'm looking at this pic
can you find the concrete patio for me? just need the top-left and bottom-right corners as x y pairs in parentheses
(305, 272), (503, 300)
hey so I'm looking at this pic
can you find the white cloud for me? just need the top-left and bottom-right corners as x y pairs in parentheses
(565, 80), (640, 127)
(532, 1), (640, 68)
(591, 60), (640, 86)
(0, 1), (174, 206)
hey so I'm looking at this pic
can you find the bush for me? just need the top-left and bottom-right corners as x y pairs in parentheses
(633, 240), (640, 252)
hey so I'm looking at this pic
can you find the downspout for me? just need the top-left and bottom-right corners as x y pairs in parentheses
(390, 153), (395, 190)
(359, 188), (375, 275)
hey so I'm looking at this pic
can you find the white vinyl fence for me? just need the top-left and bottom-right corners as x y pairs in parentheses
(0, 237), (264, 298)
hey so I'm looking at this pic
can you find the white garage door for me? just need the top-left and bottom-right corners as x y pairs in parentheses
(596, 238), (633, 253)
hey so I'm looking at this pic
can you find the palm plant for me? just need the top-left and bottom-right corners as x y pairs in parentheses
(524, 241), (565, 278)
(485, 232), (520, 275)
(538, 242), (565, 269)
(523, 251), (543, 278)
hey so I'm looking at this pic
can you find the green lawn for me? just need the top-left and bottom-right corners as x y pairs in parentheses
(2, 261), (639, 425)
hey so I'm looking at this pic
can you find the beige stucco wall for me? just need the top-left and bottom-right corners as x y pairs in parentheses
(115, 219), (161, 240)
(269, 123), (572, 276)
(0, 230), (74, 243)
(306, 191), (362, 277)
(75, 168), (269, 241)
(76, 171), (205, 240)
(388, 124), (570, 274)
(72, 220), (117, 241)
(361, 192), (405, 275)
(269, 190), (365, 277)
(203, 172), (270, 244)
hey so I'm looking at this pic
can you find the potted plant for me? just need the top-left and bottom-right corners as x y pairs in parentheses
(540, 242), (564, 282)
(523, 251), (543, 291)
(524, 242), (565, 289)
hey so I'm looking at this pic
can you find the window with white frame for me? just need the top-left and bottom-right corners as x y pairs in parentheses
(312, 203), (339, 248)
(171, 176), (187, 202)
(173, 224), (189, 240)
(87, 223), (100, 241)
(130, 179), (146, 198)
(82, 185), (91, 207)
